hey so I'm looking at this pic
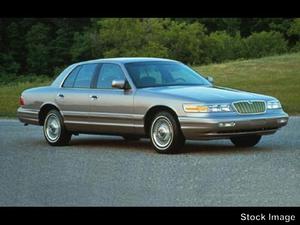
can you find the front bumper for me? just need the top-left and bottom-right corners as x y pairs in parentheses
(178, 111), (289, 140)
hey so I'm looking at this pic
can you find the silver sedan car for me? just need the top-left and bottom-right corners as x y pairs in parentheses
(17, 58), (289, 153)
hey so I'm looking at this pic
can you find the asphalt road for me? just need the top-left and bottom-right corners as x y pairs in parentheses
(0, 118), (299, 206)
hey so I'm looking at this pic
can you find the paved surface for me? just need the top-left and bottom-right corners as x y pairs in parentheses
(0, 118), (299, 206)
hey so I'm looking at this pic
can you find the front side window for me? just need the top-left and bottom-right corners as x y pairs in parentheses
(96, 64), (125, 89)
(73, 64), (97, 88)
(125, 61), (211, 88)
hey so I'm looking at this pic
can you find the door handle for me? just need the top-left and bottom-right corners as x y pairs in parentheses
(57, 93), (64, 98)
(89, 95), (98, 100)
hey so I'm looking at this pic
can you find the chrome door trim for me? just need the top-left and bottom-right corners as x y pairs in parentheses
(62, 111), (143, 119)
(64, 120), (143, 127)
(89, 112), (143, 119)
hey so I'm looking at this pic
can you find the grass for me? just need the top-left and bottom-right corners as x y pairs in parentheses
(0, 52), (299, 117)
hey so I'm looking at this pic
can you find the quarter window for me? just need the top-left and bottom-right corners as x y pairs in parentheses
(73, 64), (97, 88)
(63, 66), (81, 88)
(96, 64), (125, 89)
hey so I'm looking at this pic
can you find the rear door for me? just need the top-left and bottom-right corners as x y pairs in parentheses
(55, 63), (99, 131)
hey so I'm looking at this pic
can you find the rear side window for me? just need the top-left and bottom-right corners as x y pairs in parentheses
(73, 64), (97, 88)
(63, 66), (81, 88)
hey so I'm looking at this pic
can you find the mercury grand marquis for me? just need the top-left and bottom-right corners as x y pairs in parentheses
(17, 58), (289, 153)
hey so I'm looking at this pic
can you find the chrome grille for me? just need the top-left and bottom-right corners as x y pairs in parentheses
(233, 101), (266, 114)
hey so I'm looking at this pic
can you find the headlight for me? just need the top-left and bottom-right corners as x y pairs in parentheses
(183, 103), (232, 113)
(267, 100), (281, 109)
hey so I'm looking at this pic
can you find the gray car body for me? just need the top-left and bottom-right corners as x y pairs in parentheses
(17, 57), (289, 140)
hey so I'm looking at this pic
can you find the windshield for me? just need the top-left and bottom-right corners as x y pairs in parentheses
(124, 61), (211, 88)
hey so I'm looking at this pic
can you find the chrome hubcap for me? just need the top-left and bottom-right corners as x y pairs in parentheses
(45, 114), (61, 141)
(151, 116), (173, 150)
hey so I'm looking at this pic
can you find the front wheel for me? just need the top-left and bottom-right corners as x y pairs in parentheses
(150, 111), (185, 154)
(230, 135), (261, 148)
(43, 109), (71, 146)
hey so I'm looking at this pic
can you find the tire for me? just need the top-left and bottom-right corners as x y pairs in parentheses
(150, 111), (185, 154)
(230, 135), (261, 148)
(43, 109), (71, 146)
(122, 135), (140, 141)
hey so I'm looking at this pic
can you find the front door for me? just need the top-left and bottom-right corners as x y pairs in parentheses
(88, 63), (135, 134)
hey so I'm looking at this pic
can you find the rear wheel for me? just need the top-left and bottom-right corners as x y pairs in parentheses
(150, 111), (185, 154)
(43, 109), (71, 146)
(230, 135), (261, 148)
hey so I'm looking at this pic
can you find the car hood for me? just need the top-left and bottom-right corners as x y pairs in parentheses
(140, 85), (274, 103)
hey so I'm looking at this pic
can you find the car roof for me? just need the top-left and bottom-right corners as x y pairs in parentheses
(73, 57), (179, 65)
(51, 57), (181, 87)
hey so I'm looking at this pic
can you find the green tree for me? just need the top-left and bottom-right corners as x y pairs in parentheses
(197, 18), (241, 35)
(95, 18), (208, 64)
(95, 18), (168, 58)
(162, 20), (208, 64)
(0, 53), (20, 75)
(5, 22), (23, 74)
(0, 18), (297, 77)
(288, 18), (300, 37)
(26, 23), (51, 75)
(70, 28), (102, 61)
(50, 18), (92, 65)
(287, 18), (300, 51)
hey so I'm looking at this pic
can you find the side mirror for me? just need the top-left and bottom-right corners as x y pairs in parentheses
(206, 76), (214, 84)
(112, 80), (128, 89)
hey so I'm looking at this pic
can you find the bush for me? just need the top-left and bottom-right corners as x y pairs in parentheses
(243, 31), (288, 58)
(290, 42), (300, 52)
(205, 31), (244, 63)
